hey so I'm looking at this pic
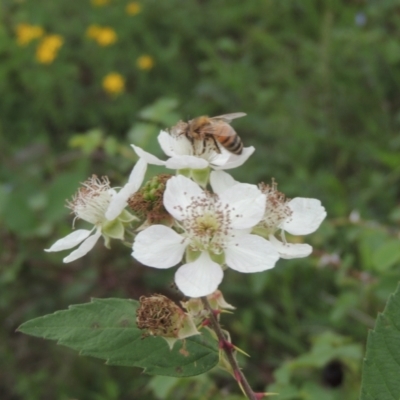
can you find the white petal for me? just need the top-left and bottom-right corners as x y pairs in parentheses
(282, 198), (327, 235)
(106, 184), (135, 220)
(63, 229), (102, 263)
(175, 252), (223, 297)
(45, 229), (92, 252)
(269, 235), (312, 259)
(219, 183), (265, 229)
(165, 155), (209, 170)
(163, 175), (205, 220)
(128, 157), (147, 184)
(105, 158), (147, 220)
(210, 170), (237, 195)
(132, 225), (187, 268)
(158, 130), (192, 156)
(212, 146), (255, 170)
(131, 144), (166, 166)
(225, 234), (279, 272)
(207, 150), (231, 166)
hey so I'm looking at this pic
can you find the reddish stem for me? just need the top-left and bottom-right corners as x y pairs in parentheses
(201, 296), (257, 400)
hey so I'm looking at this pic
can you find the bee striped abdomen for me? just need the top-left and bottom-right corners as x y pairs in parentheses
(217, 135), (243, 155)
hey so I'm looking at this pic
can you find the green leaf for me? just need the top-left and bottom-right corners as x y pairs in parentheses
(0, 183), (11, 216)
(18, 298), (219, 377)
(372, 240), (400, 272)
(69, 129), (103, 154)
(138, 97), (180, 126)
(46, 169), (88, 223)
(127, 122), (159, 148)
(360, 283), (400, 400)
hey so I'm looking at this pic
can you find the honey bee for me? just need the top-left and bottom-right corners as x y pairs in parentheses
(173, 112), (246, 155)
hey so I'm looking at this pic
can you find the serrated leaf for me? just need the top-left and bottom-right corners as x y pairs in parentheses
(360, 283), (400, 400)
(18, 298), (219, 377)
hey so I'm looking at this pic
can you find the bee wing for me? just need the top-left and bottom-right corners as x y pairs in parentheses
(202, 120), (237, 137)
(210, 112), (246, 123)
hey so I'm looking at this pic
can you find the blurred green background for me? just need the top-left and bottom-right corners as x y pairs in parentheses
(1, 0), (400, 399)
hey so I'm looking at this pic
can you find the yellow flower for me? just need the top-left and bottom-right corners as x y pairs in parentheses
(36, 34), (64, 64)
(136, 55), (154, 70)
(95, 27), (117, 46)
(102, 73), (125, 95)
(91, 0), (111, 6)
(126, 2), (141, 16)
(86, 24), (101, 39)
(86, 25), (117, 46)
(15, 23), (44, 46)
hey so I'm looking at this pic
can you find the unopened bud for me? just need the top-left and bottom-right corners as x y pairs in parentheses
(128, 174), (173, 225)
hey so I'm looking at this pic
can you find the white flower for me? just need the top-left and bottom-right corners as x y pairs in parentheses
(132, 173), (279, 297)
(159, 129), (255, 170)
(130, 128), (255, 174)
(45, 176), (135, 263)
(256, 181), (327, 259)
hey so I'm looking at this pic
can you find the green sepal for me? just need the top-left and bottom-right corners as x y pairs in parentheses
(209, 251), (225, 265)
(186, 247), (201, 263)
(102, 219), (125, 240)
(103, 235), (111, 249)
(191, 167), (210, 188)
(177, 168), (191, 177)
(118, 209), (138, 223)
(251, 226), (270, 239)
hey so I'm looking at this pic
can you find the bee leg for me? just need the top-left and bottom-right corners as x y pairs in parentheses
(201, 138), (207, 154)
(185, 133), (195, 148)
(210, 135), (221, 153)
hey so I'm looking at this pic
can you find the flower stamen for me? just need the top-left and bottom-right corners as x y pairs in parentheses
(258, 180), (292, 234)
(67, 175), (112, 226)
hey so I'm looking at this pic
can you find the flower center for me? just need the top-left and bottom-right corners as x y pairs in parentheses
(195, 213), (220, 236)
(182, 194), (231, 254)
(67, 175), (112, 226)
(258, 181), (292, 234)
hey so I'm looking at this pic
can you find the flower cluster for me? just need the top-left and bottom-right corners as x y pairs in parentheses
(14, 23), (63, 64)
(15, 23), (44, 46)
(16, 2), (150, 93)
(86, 25), (117, 46)
(46, 116), (326, 298)
(36, 35), (64, 64)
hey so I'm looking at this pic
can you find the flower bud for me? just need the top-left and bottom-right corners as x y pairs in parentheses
(128, 174), (173, 225)
(181, 290), (235, 325)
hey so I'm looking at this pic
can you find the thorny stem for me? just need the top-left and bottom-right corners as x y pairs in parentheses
(201, 296), (257, 400)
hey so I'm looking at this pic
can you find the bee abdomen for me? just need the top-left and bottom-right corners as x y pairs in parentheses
(219, 135), (243, 155)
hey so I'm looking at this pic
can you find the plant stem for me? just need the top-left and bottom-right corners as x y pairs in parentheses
(201, 296), (257, 400)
